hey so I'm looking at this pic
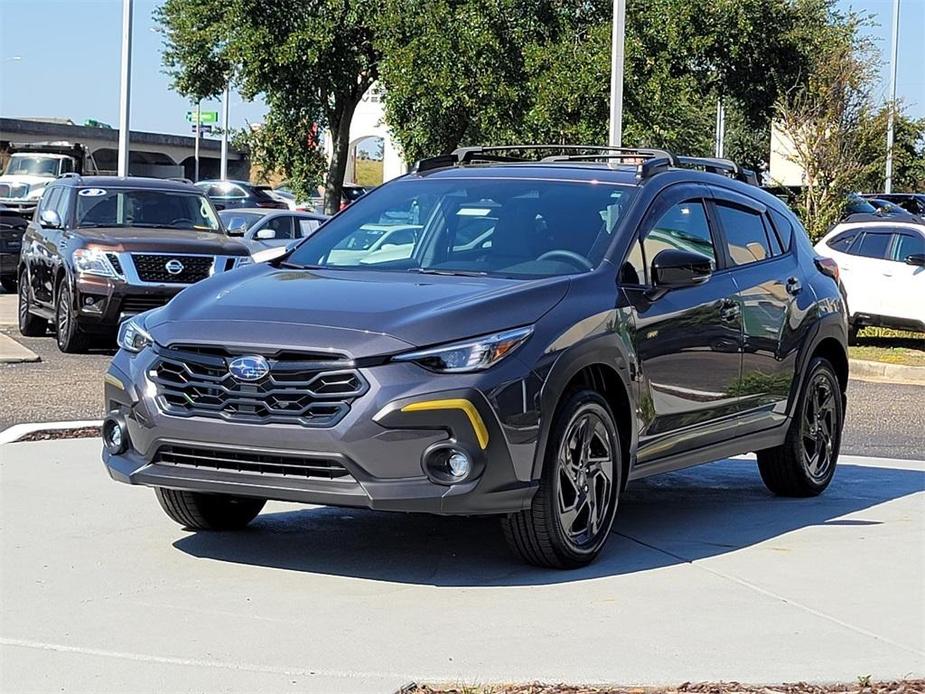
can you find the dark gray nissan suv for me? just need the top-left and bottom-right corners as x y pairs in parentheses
(102, 146), (849, 568)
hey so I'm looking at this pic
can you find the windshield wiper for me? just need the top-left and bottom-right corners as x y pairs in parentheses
(407, 267), (488, 277)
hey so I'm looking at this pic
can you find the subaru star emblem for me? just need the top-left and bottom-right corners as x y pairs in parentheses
(164, 259), (184, 275)
(228, 355), (270, 382)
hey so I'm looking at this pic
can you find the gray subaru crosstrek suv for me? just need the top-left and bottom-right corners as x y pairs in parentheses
(103, 146), (849, 568)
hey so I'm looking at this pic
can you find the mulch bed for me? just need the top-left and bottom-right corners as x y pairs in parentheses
(15, 426), (101, 442)
(406, 681), (924, 694)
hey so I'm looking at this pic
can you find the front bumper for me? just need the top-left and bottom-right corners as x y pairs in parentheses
(102, 349), (541, 515)
(74, 275), (184, 332)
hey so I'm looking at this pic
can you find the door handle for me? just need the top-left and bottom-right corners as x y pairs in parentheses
(786, 276), (802, 295)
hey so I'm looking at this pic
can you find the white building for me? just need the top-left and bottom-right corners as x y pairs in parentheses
(325, 84), (407, 185)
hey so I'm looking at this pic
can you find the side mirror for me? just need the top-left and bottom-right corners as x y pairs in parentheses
(651, 249), (713, 289)
(40, 209), (62, 229)
(226, 222), (246, 237)
(905, 253), (925, 267)
(255, 228), (276, 240)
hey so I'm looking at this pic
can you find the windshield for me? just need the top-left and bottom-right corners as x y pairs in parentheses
(219, 210), (265, 231)
(5, 156), (61, 177)
(75, 188), (220, 231)
(286, 178), (637, 278)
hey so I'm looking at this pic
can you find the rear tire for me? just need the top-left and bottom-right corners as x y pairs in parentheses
(17, 271), (48, 337)
(757, 357), (843, 497)
(502, 389), (621, 569)
(154, 488), (266, 530)
(54, 281), (88, 353)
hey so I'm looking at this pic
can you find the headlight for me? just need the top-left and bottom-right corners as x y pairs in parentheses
(393, 326), (533, 373)
(73, 248), (121, 278)
(117, 314), (154, 353)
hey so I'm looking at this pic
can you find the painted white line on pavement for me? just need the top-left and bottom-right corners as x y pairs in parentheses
(0, 637), (418, 687)
(0, 420), (102, 445)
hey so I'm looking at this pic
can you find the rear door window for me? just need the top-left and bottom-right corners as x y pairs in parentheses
(715, 203), (774, 265)
(850, 232), (891, 260)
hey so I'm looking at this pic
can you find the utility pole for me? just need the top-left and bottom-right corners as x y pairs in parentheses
(193, 101), (201, 182)
(714, 99), (726, 158)
(117, 0), (133, 177)
(885, 0), (900, 193)
(608, 0), (626, 147)
(220, 82), (230, 180)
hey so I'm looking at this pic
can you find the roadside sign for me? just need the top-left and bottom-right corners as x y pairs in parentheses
(192, 125), (214, 135)
(186, 111), (219, 125)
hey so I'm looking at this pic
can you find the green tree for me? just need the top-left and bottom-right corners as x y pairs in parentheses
(157, 0), (382, 213)
(853, 105), (925, 193)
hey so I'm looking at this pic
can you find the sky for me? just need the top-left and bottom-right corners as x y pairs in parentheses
(0, 0), (923, 139)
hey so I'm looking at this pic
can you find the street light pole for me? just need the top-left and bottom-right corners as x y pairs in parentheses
(117, 0), (133, 177)
(608, 0), (626, 147)
(220, 82), (230, 180)
(193, 101), (201, 183)
(885, 0), (900, 194)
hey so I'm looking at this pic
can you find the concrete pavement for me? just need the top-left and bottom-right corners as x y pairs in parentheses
(1, 438), (922, 693)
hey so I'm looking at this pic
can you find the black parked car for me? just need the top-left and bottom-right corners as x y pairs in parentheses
(195, 179), (288, 211)
(1, 205), (28, 292)
(102, 146), (849, 569)
(861, 193), (925, 220)
(18, 176), (251, 352)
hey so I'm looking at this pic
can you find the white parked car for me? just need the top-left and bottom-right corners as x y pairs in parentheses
(814, 220), (925, 338)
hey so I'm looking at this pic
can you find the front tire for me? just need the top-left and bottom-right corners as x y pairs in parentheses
(502, 390), (622, 569)
(54, 281), (88, 353)
(757, 357), (843, 497)
(154, 488), (266, 530)
(18, 271), (48, 337)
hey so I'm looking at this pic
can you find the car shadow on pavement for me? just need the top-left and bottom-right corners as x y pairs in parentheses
(173, 458), (924, 586)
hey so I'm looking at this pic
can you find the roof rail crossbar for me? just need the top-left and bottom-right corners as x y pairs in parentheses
(674, 156), (758, 185)
(57, 172), (81, 179)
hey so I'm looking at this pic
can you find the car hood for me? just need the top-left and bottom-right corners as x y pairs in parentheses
(147, 265), (570, 355)
(0, 174), (51, 187)
(75, 227), (248, 255)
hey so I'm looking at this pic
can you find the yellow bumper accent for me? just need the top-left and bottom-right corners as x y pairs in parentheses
(400, 398), (490, 450)
(104, 373), (125, 391)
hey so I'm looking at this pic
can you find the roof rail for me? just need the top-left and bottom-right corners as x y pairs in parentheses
(57, 172), (81, 180)
(412, 144), (758, 185)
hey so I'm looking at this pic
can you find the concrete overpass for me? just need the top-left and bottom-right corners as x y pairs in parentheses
(0, 118), (249, 181)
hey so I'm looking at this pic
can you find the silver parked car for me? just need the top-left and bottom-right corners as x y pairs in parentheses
(219, 208), (328, 255)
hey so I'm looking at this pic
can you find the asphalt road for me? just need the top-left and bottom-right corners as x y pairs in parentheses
(2, 439), (922, 692)
(1, 292), (923, 458)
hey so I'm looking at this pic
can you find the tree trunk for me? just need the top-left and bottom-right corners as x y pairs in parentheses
(324, 97), (360, 216)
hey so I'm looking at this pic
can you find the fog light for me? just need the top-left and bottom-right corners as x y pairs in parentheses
(447, 451), (471, 478)
(102, 416), (128, 455)
(422, 443), (476, 484)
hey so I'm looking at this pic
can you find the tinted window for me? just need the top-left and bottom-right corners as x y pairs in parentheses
(851, 232), (891, 260)
(893, 233), (925, 261)
(264, 215), (295, 239)
(768, 209), (793, 251)
(298, 219), (320, 236)
(622, 200), (713, 285)
(39, 187), (61, 218)
(287, 178), (636, 278)
(219, 210), (263, 231)
(55, 187), (72, 226)
(716, 203), (773, 265)
(827, 230), (858, 252)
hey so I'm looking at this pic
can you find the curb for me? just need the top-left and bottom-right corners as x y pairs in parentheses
(849, 358), (925, 386)
(0, 333), (39, 364)
(0, 420), (102, 445)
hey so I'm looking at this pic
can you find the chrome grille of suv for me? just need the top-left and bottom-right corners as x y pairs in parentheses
(131, 254), (214, 283)
(149, 345), (368, 427)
